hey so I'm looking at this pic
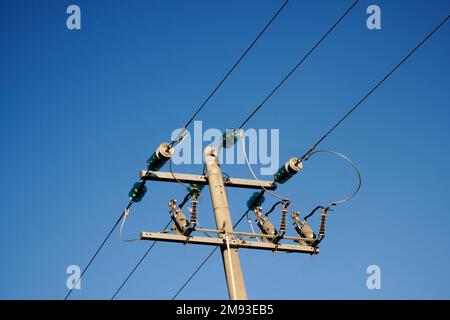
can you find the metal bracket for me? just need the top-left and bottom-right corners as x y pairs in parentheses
(140, 232), (319, 254)
(140, 170), (277, 190)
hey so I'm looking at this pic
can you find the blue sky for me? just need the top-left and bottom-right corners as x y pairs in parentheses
(0, 0), (449, 300)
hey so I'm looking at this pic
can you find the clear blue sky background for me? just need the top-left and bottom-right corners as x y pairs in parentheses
(0, 0), (449, 300)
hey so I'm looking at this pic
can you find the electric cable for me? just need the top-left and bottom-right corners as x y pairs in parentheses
(111, 219), (172, 300)
(241, 131), (290, 201)
(119, 209), (140, 243)
(309, 150), (362, 207)
(237, 0), (360, 129)
(263, 201), (284, 217)
(298, 15), (450, 162)
(64, 204), (131, 300)
(170, 0), (291, 146)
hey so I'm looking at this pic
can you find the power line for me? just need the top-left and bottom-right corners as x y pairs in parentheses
(111, 219), (172, 300)
(171, 246), (219, 300)
(64, 1), (289, 300)
(299, 14), (450, 162)
(171, 0), (290, 145)
(238, 0), (360, 129)
(64, 203), (132, 300)
(171, 208), (251, 300)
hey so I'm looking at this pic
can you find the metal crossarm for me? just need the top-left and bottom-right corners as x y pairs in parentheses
(140, 170), (277, 190)
(140, 232), (319, 254)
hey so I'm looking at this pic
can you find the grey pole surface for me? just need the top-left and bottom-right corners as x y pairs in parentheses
(204, 146), (247, 300)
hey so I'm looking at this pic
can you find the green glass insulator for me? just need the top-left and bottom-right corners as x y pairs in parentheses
(187, 183), (205, 195)
(273, 157), (303, 184)
(146, 152), (163, 171)
(273, 166), (291, 184)
(247, 192), (265, 211)
(147, 143), (173, 171)
(128, 182), (147, 202)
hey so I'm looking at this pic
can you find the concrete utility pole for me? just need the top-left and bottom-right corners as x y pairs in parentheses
(204, 146), (247, 300)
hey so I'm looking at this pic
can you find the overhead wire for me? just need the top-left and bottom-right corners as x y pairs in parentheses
(170, 0), (291, 146)
(171, 246), (219, 300)
(263, 201), (284, 216)
(241, 130), (290, 202)
(298, 14), (450, 162)
(119, 209), (140, 243)
(64, 204), (132, 300)
(169, 146), (192, 190)
(308, 150), (362, 207)
(111, 219), (172, 300)
(237, 0), (360, 129)
(301, 150), (362, 227)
